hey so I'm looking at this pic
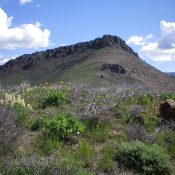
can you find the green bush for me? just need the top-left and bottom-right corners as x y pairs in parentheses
(11, 167), (31, 175)
(138, 94), (154, 105)
(144, 115), (162, 132)
(42, 114), (85, 141)
(42, 89), (70, 108)
(24, 87), (70, 109)
(23, 86), (51, 109)
(14, 103), (28, 126)
(166, 132), (175, 156)
(160, 93), (175, 101)
(116, 141), (171, 175)
(156, 131), (175, 157)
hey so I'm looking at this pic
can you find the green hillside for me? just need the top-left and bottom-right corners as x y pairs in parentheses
(0, 35), (174, 92)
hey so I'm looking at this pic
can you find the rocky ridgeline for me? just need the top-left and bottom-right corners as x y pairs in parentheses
(45, 35), (138, 58)
(0, 35), (138, 71)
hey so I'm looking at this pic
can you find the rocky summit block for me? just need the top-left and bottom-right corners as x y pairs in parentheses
(159, 99), (175, 121)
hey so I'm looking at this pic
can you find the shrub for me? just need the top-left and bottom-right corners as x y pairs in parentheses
(14, 103), (28, 126)
(42, 114), (85, 141)
(160, 93), (175, 101)
(2, 154), (56, 175)
(24, 86), (51, 109)
(128, 105), (144, 125)
(30, 118), (42, 131)
(144, 115), (162, 132)
(116, 141), (171, 175)
(24, 86), (70, 109)
(3, 92), (26, 108)
(42, 89), (70, 108)
(155, 130), (175, 157)
(2, 150), (87, 175)
(0, 106), (23, 157)
(11, 167), (29, 175)
(138, 94), (154, 105)
(124, 123), (148, 141)
(165, 132), (175, 156)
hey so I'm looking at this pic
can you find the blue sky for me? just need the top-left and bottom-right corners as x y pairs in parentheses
(0, 0), (175, 72)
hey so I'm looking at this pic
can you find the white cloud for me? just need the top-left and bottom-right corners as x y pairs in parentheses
(0, 53), (17, 65)
(60, 44), (67, 47)
(144, 34), (153, 40)
(0, 58), (9, 65)
(141, 43), (157, 51)
(20, 0), (32, 5)
(158, 20), (175, 49)
(126, 36), (145, 46)
(140, 45), (175, 62)
(0, 8), (51, 49)
(128, 20), (175, 62)
(126, 34), (153, 46)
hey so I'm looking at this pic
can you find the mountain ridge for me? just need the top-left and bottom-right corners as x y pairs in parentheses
(0, 35), (137, 73)
(0, 34), (174, 92)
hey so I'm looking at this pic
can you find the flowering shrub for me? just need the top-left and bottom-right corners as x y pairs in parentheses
(42, 89), (70, 108)
(138, 94), (154, 105)
(42, 114), (85, 141)
(0, 92), (32, 110)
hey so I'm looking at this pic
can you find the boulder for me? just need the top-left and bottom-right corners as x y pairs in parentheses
(159, 99), (175, 121)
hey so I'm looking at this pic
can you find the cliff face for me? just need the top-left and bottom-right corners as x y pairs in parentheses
(0, 35), (137, 73)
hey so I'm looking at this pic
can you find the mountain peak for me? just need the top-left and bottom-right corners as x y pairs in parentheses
(88, 34), (138, 56)
(0, 34), (138, 71)
(0, 34), (174, 92)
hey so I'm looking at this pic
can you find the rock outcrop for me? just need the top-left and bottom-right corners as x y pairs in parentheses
(101, 64), (126, 74)
(159, 99), (175, 121)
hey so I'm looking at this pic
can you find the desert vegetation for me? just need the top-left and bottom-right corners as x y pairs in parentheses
(0, 82), (175, 175)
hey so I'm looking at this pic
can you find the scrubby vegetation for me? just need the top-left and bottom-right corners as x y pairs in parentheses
(116, 141), (171, 175)
(0, 82), (175, 174)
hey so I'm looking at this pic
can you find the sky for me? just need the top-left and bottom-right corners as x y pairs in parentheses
(0, 0), (175, 72)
